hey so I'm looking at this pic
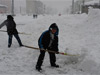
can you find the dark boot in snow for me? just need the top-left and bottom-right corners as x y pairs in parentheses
(8, 44), (11, 48)
(36, 66), (42, 71)
(51, 64), (59, 68)
(20, 44), (24, 47)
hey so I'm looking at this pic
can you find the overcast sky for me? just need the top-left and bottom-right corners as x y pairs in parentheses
(14, 0), (72, 13)
(40, 0), (72, 12)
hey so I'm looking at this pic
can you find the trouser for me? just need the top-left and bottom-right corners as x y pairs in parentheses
(8, 34), (23, 46)
(36, 49), (56, 68)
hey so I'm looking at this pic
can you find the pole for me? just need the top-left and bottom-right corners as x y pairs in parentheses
(99, 0), (100, 8)
(72, 0), (74, 14)
(44, 5), (45, 15)
(99, 0), (100, 5)
(12, 0), (14, 16)
(20, 6), (21, 14)
(24, 45), (79, 56)
(82, 0), (85, 13)
(0, 30), (31, 35)
(82, 0), (85, 6)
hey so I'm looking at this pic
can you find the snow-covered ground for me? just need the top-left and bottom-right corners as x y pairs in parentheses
(0, 8), (100, 75)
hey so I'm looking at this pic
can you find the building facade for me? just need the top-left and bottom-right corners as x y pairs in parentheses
(73, 0), (93, 14)
(26, 0), (44, 15)
(0, 4), (7, 14)
(0, 0), (12, 14)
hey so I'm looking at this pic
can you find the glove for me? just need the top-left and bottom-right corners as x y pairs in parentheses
(40, 48), (44, 50)
(56, 51), (59, 54)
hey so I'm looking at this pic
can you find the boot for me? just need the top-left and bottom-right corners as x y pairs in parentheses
(8, 44), (11, 48)
(36, 66), (42, 71)
(51, 64), (59, 68)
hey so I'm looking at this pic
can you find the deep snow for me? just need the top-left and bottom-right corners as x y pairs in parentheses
(0, 8), (100, 75)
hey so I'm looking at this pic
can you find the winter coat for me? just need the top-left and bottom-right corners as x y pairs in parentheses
(38, 24), (59, 52)
(0, 19), (18, 35)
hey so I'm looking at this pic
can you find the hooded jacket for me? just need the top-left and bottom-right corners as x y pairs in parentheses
(0, 15), (18, 35)
(38, 23), (59, 52)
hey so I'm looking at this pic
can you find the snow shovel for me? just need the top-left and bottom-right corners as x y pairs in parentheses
(23, 45), (79, 56)
(0, 30), (31, 35)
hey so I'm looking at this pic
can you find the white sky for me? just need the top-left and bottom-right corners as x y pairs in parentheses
(40, 0), (72, 1)
(40, 0), (72, 12)
(14, 0), (72, 13)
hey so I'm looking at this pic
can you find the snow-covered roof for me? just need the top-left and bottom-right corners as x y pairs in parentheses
(0, 4), (7, 8)
(85, 0), (99, 5)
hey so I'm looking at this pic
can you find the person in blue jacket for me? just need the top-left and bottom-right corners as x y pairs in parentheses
(36, 23), (59, 71)
(0, 15), (23, 48)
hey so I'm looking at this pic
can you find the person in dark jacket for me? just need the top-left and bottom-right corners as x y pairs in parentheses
(0, 15), (23, 48)
(36, 23), (59, 71)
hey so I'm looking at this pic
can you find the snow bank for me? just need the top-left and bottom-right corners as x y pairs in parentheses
(74, 8), (100, 75)
(85, 0), (99, 5)
(56, 8), (100, 75)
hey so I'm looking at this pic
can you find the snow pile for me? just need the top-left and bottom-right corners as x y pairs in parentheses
(88, 8), (100, 24)
(57, 8), (100, 75)
(74, 8), (100, 74)
(85, 0), (99, 5)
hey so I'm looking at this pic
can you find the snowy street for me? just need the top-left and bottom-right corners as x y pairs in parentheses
(0, 8), (100, 75)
